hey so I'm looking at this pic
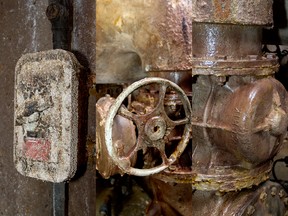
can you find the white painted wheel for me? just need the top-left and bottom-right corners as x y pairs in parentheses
(105, 77), (192, 176)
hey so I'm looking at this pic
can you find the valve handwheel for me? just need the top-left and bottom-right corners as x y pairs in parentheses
(105, 77), (192, 176)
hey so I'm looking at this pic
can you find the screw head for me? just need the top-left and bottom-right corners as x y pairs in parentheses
(279, 190), (286, 198)
(260, 191), (267, 202)
(271, 187), (277, 196)
(46, 3), (61, 20)
(247, 205), (255, 215)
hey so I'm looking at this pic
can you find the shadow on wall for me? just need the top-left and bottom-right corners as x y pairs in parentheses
(96, 43), (144, 84)
(263, 0), (287, 45)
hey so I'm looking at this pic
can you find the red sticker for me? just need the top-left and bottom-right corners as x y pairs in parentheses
(24, 138), (51, 161)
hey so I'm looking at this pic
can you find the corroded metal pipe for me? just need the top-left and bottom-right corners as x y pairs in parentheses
(192, 0), (273, 25)
(192, 0), (288, 215)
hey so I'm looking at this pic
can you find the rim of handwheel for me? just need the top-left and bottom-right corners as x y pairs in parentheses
(104, 77), (192, 176)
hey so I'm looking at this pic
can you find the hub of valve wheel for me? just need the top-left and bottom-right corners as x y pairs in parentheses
(145, 116), (167, 141)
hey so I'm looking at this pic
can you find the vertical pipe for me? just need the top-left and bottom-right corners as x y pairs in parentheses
(46, 0), (72, 215)
(53, 183), (67, 216)
(46, 0), (71, 50)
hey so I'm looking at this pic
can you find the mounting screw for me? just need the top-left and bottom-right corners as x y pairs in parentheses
(168, 165), (176, 171)
(260, 191), (267, 202)
(265, 53), (276, 59)
(271, 187), (277, 196)
(246, 205), (255, 215)
(279, 190), (285, 198)
(216, 76), (226, 86)
(46, 3), (61, 21)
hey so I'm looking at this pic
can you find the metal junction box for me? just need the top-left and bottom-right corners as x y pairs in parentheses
(14, 49), (81, 182)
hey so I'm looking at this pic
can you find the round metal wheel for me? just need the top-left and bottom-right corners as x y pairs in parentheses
(105, 77), (192, 176)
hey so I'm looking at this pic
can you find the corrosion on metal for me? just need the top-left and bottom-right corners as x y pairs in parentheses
(96, 95), (137, 179)
(102, 77), (192, 176)
(96, 0), (192, 83)
(192, 56), (279, 76)
(192, 181), (288, 215)
(192, 0), (273, 26)
(192, 77), (288, 191)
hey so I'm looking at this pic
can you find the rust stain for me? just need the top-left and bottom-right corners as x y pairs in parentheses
(214, 0), (231, 21)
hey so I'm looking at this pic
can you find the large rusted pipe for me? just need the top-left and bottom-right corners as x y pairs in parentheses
(192, 0), (277, 77)
(191, 0), (288, 193)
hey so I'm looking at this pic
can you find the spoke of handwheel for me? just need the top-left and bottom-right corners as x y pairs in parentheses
(121, 144), (137, 161)
(160, 150), (169, 165)
(121, 127), (144, 158)
(154, 140), (169, 165)
(156, 84), (168, 109)
(163, 118), (189, 139)
(169, 117), (189, 127)
(118, 105), (135, 121)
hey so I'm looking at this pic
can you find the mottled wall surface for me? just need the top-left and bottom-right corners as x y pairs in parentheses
(0, 0), (53, 215)
(0, 0), (96, 215)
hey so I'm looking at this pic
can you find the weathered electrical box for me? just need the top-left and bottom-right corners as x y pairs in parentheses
(14, 49), (81, 182)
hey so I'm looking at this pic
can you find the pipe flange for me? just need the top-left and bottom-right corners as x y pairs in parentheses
(192, 54), (279, 76)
